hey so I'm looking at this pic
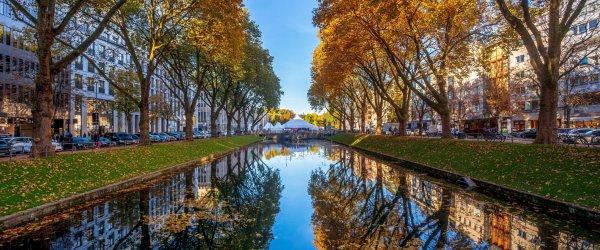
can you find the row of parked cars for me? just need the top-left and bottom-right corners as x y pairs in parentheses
(516, 128), (600, 144)
(0, 136), (64, 156)
(0, 131), (215, 156)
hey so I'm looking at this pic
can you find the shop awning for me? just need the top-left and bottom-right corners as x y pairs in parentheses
(570, 116), (600, 121)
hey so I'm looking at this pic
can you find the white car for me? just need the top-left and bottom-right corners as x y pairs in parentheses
(6, 137), (32, 153)
(52, 140), (63, 151)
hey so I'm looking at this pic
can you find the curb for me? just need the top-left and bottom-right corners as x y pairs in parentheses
(332, 139), (600, 228)
(0, 140), (260, 231)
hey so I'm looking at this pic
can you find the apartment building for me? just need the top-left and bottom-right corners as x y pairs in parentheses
(455, 1), (600, 132)
(0, 3), (254, 138)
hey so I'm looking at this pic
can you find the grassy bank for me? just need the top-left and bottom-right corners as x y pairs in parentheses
(330, 134), (600, 210)
(0, 136), (262, 216)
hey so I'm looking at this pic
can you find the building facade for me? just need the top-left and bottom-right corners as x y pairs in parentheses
(0, 3), (258, 138)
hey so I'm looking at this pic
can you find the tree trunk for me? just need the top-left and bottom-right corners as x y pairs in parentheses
(375, 110), (383, 135)
(535, 81), (558, 144)
(565, 105), (571, 128)
(440, 110), (452, 139)
(226, 116), (232, 137)
(31, 3), (55, 158)
(349, 108), (355, 132)
(138, 98), (150, 144)
(394, 108), (407, 136)
(244, 115), (249, 133)
(31, 62), (55, 157)
(418, 115), (424, 135)
(398, 119), (407, 136)
(210, 109), (218, 138)
(185, 109), (194, 141)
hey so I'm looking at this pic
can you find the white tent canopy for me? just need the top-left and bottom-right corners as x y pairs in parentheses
(272, 122), (284, 132)
(263, 123), (274, 130)
(283, 116), (320, 131)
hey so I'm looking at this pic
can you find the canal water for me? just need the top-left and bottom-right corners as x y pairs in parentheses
(0, 141), (599, 249)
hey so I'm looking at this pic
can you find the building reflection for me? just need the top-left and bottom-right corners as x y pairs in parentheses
(0, 146), (282, 250)
(309, 147), (600, 250)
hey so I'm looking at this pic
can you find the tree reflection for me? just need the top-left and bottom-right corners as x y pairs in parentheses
(309, 149), (475, 249)
(151, 147), (283, 249)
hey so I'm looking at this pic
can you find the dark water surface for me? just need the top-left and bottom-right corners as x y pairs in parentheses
(0, 141), (599, 249)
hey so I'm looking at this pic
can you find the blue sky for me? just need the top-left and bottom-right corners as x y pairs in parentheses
(244, 0), (319, 115)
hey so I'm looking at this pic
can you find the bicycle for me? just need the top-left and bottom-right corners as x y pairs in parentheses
(483, 130), (506, 142)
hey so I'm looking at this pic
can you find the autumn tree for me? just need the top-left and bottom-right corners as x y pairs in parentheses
(494, 0), (600, 143)
(112, 69), (140, 133)
(233, 22), (281, 134)
(312, 0), (488, 138)
(268, 109), (296, 124)
(107, 0), (199, 144)
(7, 0), (126, 156)
(161, 0), (245, 140)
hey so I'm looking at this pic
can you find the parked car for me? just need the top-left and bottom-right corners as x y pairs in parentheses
(582, 130), (600, 143)
(130, 134), (140, 144)
(151, 133), (167, 142)
(159, 133), (176, 141)
(5, 137), (32, 153)
(567, 128), (593, 136)
(149, 134), (162, 142)
(106, 132), (135, 145)
(561, 128), (594, 144)
(518, 129), (537, 139)
(0, 139), (14, 156)
(99, 137), (117, 147)
(167, 132), (182, 140)
(64, 137), (96, 150)
(557, 128), (571, 137)
(193, 131), (207, 139)
(52, 139), (63, 152)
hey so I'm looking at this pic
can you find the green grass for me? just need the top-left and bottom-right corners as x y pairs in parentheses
(330, 134), (600, 210)
(0, 136), (262, 216)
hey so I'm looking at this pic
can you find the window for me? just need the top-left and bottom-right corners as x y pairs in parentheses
(516, 55), (525, 63)
(448, 76), (454, 86)
(0, 25), (4, 44)
(99, 81), (106, 94)
(75, 56), (83, 70)
(5, 28), (10, 46)
(11, 57), (16, 73)
(75, 74), (83, 89)
(107, 50), (114, 62)
(518, 229), (527, 239)
(571, 26), (578, 34)
(18, 58), (23, 76)
(99, 45), (106, 58)
(590, 19), (598, 30)
(88, 59), (95, 73)
(87, 42), (95, 55)
(579, 23), (587, 33)
(4, 56), (9, 72)
(87, 78), (95, 92)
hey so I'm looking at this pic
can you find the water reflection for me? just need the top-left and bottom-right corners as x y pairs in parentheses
(0, 147), (282, 249)
(309, 148), (600, 250)
(1, 141), (599, 249)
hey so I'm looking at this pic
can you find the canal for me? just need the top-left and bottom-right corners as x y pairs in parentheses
(0, 141), (598, 249)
